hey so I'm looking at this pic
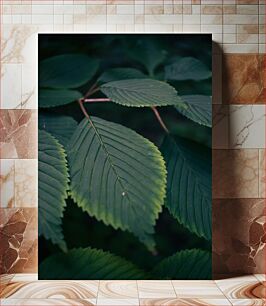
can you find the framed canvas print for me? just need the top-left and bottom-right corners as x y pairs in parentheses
(38, 34), (212, 280)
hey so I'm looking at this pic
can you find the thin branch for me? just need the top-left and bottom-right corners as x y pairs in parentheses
(78, 98), (90, 119)
(84, 82), (98, 98)
(83, 98), (111, 103)
(151, 107), (169, 134)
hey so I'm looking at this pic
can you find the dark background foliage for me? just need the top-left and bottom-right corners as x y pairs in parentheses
(39, 34), (212, 271)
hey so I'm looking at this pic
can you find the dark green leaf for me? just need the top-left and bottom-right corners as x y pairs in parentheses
(100, 79), (183, 107)
(128, 39), (166, 76)
(165, 57), (211, 81)
(39, 54), (99, 88)
(160, 136), (212, 240)
(39, 247), (147, 280)
(38, 130), (69, 251)
(152, 249), (211, 280)
(176, 95), (212, 127)
(39, 114), (77, 147)
(68, 117), (167, 250)
(98, 67), (147, 84)
(39, 89), (82, 108)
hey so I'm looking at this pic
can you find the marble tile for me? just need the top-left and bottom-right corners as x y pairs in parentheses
(0, 159), (15, 208)
(0, 110), (37, 159)
(213, 149), (259, 198)
(254, 274), (266, 283)
(216, 276), (265, 299)
(172, 281), (225, 298)
(213, 199), (266, 275)
(98, 281), (138, 299)
(229, 300), (266, 306)
(139, 298), (232, 305)
(258, 150), (265, 198)
(0, 274), (15, 296)
(96, 299), (139, 305)
(213, 105), (229, 149)
(0, 299), (96, 305)
(137, 281), (176, 298)
(14, 159), (37, 207)
(1, 281), (99, 299)
(229, 105), (265, 149)
(222, 54), (264, 104)
(0, 208), (38, 274)
(1, 64), (22, 109)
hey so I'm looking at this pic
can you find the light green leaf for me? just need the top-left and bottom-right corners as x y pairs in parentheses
(128, 39), (166, 76)
(39, 114), (77, 147)
(68, 116), (167, 250)
(100, 79), (183, 107)
(39, 54), (99, 88)
(98, 67), (147, 84)
(39, 247), (147, 280)
(165, 57), (211, 81)
(39, 89), (82, 108)
(38, 129), (69, 251)
(160, 136), (212, 240)
(176, 95), (212, 127)
(152, 249), (211, 280)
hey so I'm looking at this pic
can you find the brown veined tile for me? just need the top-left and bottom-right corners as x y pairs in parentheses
(0, 299), (96, 305)
(213, 199), (266, 275)
(213, 105), (229, 149)
(236, 0), (258, 4)
(0, 208), (37, 274)
(222, 54), (264, 104)
(229, 299), (266, 305)
(1, 281), (98, 299)
(216, 276), (265, 299)
(140, 298), (231, 305)
(213, 149), (259, 198)
(0, 110), (37, 159)
(98, 281), (138, 299)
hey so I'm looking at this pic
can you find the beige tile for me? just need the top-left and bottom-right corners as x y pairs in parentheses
(138, 281), (176, 299)
(229, 105), (265, 149)
(259, 149), (265, 198)
(1, 299), (96, 305)
(172, 281), (225, 298)
(201, 5), (223, 14)
(96, 299), (139, 305)
(140, 299), (232, 305)
(213, 149), (259, 198)
(229, 300), (266, 305)
(0, 159), (15, 208)
(98, 281), (138, 299)
(14, 159), (37, 207)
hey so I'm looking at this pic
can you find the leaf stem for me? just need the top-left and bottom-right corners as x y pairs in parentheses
(78, 98), (90, 119)
(151, 107), (169, 134)
(83, 98), (111, 103)
(84, 82), (98, 98)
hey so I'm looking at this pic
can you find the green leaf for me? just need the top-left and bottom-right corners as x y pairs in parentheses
(100, 79), (183, 107)
(68, 116), (166, 250)
(38, 129), (69, 251)
(128, 39), (166, 76)
(152, 249), (211, 280)
(165, 57), (211, 81)
(39, 114), (77, 147)
(98, 67), (147, 84)
(39, 54), (99, 88)
(39, 89), (82, 108)
(176, 95), (212, 127)
(160, 136), (211, 240)
(39, 247), (147, 280)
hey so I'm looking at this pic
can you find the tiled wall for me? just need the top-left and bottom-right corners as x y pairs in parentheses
(0, 0), (265, 277)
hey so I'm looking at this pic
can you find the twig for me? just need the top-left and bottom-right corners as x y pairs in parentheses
(78, 98), (90, 119)
(83, 98), (111, 103)
(84, 82), (98, 98)
(151, 107), (169, 134)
